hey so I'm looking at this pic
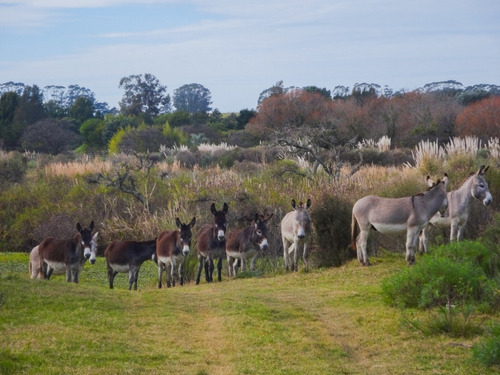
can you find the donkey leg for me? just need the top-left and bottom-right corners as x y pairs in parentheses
(283, 237), (291, 271)
(134, 269), (140, 290)
(157, 262), (164, 289)
(303, 240), (310, 270)
(293, 239), (301, 272)
(406, 228), (419, 265)
(208, 257), (215, 282)
(109, 271), (118, 289)
(128, 266), (135, 290)
(450, 219), (459, 242)
(217, 256), (223, 282)
(196, 255), (204, 285)
(179, 262), (184, 286)
(356, 230), (370, 266)
(418, 226), (429, 254)
(226, 255), (233, 277)
(457, 221), (467, 241)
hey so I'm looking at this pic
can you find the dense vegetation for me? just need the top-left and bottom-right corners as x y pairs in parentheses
(1, 75), (500, 372)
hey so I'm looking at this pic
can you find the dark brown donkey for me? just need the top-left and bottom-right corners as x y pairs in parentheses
(226, 213), (273, 277)
(196, 203), (228, 285)
(156, 217), (196, 288)
(104, 239), (157, 290)
(38, 221), (95, 283)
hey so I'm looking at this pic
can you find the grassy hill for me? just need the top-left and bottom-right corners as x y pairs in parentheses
(1, 252), (497, 375)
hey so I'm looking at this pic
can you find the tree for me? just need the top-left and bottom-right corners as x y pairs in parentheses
(236, 109), (256, 130)
(80, 118), (106, 151)
(119, 73), (171, 123)
(257, 80), (288, 105)
(21, 119), (81, 154)
(4, 85), (46, 149)
(0, 91), (20, 148)
(303, 86), (331, 100)
(455, 96), (500, 140)
(173, 83), (212, 114)
(69, 96), (95, 127)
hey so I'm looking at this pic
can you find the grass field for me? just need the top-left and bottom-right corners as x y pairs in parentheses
(0, 251), (498, 375)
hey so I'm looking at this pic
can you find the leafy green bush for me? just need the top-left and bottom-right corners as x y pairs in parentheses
(381, 243), (498, 310)
(0, 152), (27, 186)
(472, 321), (500, 367)
(310, 194), (354, 267)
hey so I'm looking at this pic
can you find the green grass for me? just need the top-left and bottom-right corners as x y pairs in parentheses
(0, 252), (498, 375)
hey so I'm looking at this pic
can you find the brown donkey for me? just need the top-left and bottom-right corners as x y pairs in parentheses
(38, 221), (96, 283)
(226, 213), (273, 276)
(104, 239), (157, 290)
(156, 217), (196, 288)
(196, 203), (229, 284)
(30, 231), (98, 280)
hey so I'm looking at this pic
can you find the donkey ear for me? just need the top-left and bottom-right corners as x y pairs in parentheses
(76, 223), (83, 232)
(223, 202), (229, 214)
(264, 213), (273, 222)
(443, 173), (449, 188)
(291, 199), (297, 209)
(306, 198), (312, 208)
(426, 175), (434, 188)
(478, 165), (485, 175)
(210, 203), (217, 215)
(92, 232), (99, 241)
(480, 165), (489, 175)
(89, 221), (94, 231)
(189, 217), (196, 228)
(175, 218), (182, 229)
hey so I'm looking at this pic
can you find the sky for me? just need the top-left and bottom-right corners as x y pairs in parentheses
(1, 0), (499, 112)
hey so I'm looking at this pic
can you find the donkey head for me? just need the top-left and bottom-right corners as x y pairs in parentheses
(473, 165), (492, 206)
(252, 213), (273, 251)
(210, 202), (228, 242)
(291, 199), (312, 239)
(76, 221), (96, 264)
(176, 217), (196, 256)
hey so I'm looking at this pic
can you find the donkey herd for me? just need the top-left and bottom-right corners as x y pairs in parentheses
(28, 166), (492, 290)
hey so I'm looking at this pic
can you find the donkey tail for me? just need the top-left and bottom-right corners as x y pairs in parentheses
(351, 213), (358, 251)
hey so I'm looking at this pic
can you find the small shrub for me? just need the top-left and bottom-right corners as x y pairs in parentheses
(472, 321), (500, 367)
(0, 152), (27, 186)
(310, 193), (354, 267)
(382, 246), (497, 310)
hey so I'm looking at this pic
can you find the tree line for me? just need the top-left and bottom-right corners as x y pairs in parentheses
(0, 74), (499, 156)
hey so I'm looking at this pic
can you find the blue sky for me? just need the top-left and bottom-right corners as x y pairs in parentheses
(1, 0), (499, 112)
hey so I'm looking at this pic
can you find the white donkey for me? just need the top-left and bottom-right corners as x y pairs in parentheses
(351, 175), (448, 266)
(281, 199), (312, 272)
(419, 165), (492, 253)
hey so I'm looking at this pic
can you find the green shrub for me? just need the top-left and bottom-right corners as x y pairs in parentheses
(310, 194), (354, 267)
(382, 247), (497, 310)
(472, 321), (500, 367)
(0, 152), (27, 186)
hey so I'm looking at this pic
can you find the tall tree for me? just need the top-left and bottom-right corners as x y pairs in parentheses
(455, 96), (500, 140)
(119, 73), (171, 123)
(69, 96), (95, 127)
(0, 91), (20, 148)
(173, 83), (212, 114)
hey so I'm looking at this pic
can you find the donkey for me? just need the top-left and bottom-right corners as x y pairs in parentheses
(281, 199), (312, 272)
(104, 239), (157, 290)
(38, 221), (96, 283)
(156, 217), (196, 288)
(419, 166), (492, 253)
(196, 202), (228, 284)
(226, 213), (273, 277)
(30, 232), (98, 280)
(351, 175), (448, 266)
